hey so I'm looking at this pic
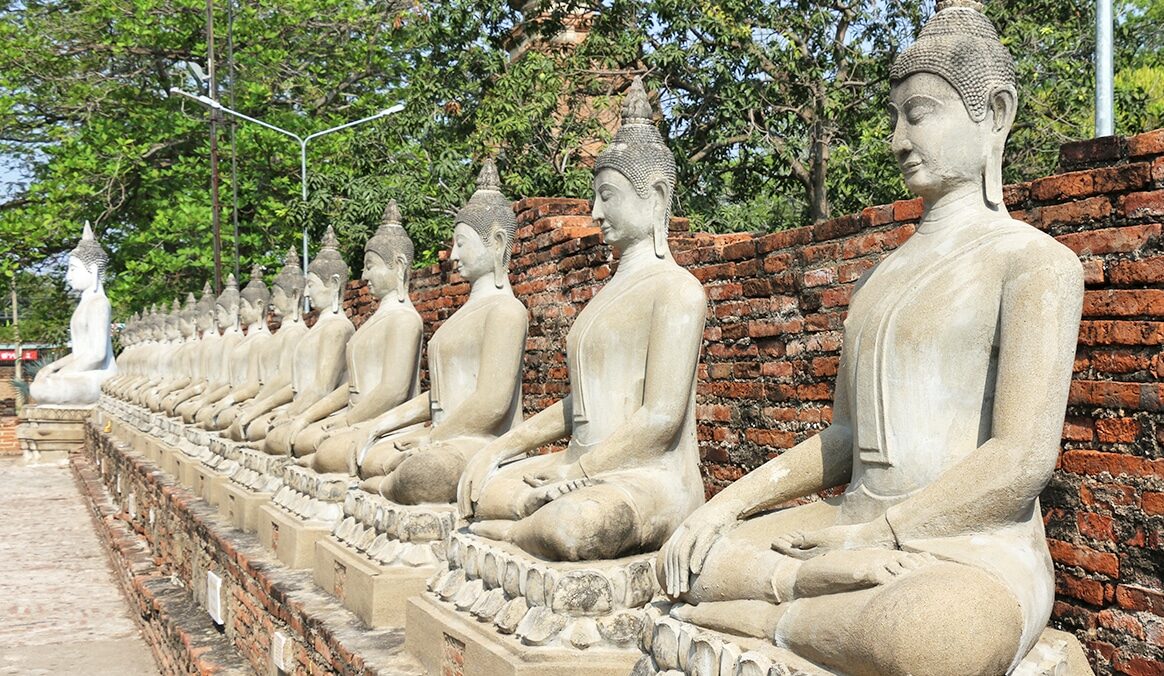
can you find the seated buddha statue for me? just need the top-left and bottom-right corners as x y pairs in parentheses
(264, 201), (423, 458)
(457, 78), (708, 562)
(192, 265), (273, 426)
(30, 222), (117, 407)
(173, 274), (246, 420)
(218, 249), (310, 435)
(306, 161), (528, 507)
(108, 306), (154, 402)
(142, 297), (198, 410)
(232, 226), (354, 447)
(656, 4), (1085, 674)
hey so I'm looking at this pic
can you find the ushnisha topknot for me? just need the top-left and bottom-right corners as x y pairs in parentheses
(216, 273), (240, 309)
(70, 221), (110, 279)
(454, 159), (518, 265)
(196, 280), (216, 316)
(890, 0), (1016, 122)
(240, 264), (270, 308)
(181, 292), (198, 322)
(307, 224), (350, 288)
(366, 199), (415, 269)
(594, 77), (677, 203)
(273, 247), (305, 296)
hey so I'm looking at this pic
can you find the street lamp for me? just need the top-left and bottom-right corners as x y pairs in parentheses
(170, 87), (404, 291)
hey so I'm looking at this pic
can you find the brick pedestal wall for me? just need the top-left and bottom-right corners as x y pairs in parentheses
(334, 129), (1163, 674)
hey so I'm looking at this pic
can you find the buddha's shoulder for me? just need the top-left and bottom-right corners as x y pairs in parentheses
(483, 293), (530, 322)
(988, 218), (1083, 276)
(647, 263), (706, 299)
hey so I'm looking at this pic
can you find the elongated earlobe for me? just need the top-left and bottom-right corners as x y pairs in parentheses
(984, 87), (1016, 208)
(652, 182), (669, 259)
(492, 228), (507, 289)
(330, 274), (342, 314)
(395, 255), (408, 303)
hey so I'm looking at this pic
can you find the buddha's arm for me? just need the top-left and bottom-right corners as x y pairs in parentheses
(576, 283), (707, 476)
(343, 317), (424, 424)
(226, 379), (262, 403)
(366, 392), (431, 438)
(491, 398), (571, 462)
(884, 259), (1083, 543)
(292, 383), (350, 425)
(430, 302), (528, 442)
(288, 324), (351, 413)
(241, 384), (294, 421)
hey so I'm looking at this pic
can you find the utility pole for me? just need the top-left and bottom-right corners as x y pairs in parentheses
(207, 0), (223, 294)
(11, 282), (22, 412)
(1095, 0), (1114, 137)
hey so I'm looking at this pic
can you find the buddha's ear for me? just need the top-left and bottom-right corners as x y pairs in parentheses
(330, 273), (342, 313)
(490, 226), (508, 289)
(984, 87), (1017, 208)
(651, 179), (670, 259)
(394, 253), (409, 302)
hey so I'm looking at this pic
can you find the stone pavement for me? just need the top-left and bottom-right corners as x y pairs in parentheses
(0, 455), (159, 675)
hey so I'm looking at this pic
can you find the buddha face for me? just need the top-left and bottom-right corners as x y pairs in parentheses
(271, 286), (294, 318)
(215, 302), (235, 330)
(195, 308), (215, 333)
(239, 298), (263, 326)
(363, 251), (396, 299)
(65, 256), (97, 292)
(591, 168), (660, 251)
(889, 72), (993, 203)
(450, 223), (492, 283)
(304, 272), (333, 310)
(178, 313), (195, 336)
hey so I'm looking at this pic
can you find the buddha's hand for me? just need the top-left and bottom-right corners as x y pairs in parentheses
(660, 501), (740, 597)
(392, 427), (431, 452)
(458, 446), (503, 518)
(772, 518), (897, 559)
(522, 461), (584, 487)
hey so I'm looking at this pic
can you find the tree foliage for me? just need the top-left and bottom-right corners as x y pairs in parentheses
(0, 0), (1160, 342)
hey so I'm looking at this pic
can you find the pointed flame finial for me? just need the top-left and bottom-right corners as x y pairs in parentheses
(476, 159), (501, 192)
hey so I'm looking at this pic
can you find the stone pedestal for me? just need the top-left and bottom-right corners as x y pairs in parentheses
(255, 465), (355, 569)
(312, 491), (455, 628)
(217, 445), (289, 531)
(404, 530), (653, 676)
(17, 405), (93, 459)
(195, 436), (244, 505)
(636, 614), (1090, 676)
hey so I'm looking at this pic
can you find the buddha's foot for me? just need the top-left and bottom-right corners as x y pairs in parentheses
(467, 519), (516, 542)
(294, 453), (314, 467)
(794, 549), (937, 599)
(358, 476), (389, 496)
(522, 477), (598, 515)
(669, 600), (784, 640)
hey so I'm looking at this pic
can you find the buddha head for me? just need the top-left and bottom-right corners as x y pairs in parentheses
(451, 160), (517, 290)
(215, 274), (240, 331)
(195, 281), (216, 335)
(272, 248), (304, 319)
(166, 298), (183, 341)
(364, 199), (415, 303)
(240, 264), (271, 329)
(593, 77), (677, 259)
(306, 225), (350, 313)
(66, 221), (109, 293)
(889, 0), (1017, 207)
(178, 292), (198, 338)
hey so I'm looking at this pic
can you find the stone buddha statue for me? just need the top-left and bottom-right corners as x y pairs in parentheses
(160, 279), (234, 415)
(173, 274), (245, 420)
(307, 161), (528, 508)
(30, 222), (116, 407)
(141, 297), (193, 410)
(104, 310), (147, 399)
(210, 249), (306, 431)
(145, 286), (212, 410)
(231, 225), (354, 446)
(192, 265), (273, 426)
(266, 200), (423, 459)
(654, 3), (1085, 674)
(456, 78), (708, 562)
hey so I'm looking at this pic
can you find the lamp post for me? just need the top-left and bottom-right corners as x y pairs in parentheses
(170, 88), (404, 298)
(1095, 0), (1114, 137)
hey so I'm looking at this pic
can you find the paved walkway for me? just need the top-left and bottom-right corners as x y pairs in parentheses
(0, 455), (159, 675)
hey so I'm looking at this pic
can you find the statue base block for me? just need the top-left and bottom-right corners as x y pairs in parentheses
(218, 481), (271, 532)
(406, 593), (642, 676)
(637, 612), (1091, 675)
(256, 502), (330, 569)
(17, 405), (93, 458)
(313, 536), (435, 627)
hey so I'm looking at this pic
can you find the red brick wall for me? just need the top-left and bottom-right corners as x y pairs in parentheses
(339, 128), (1164, 674)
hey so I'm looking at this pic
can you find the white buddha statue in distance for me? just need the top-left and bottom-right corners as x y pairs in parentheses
(31, 221), (116, 406)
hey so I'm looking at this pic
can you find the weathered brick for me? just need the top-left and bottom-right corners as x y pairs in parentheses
(892, 198), (924, 221)
(1128, 129), (1164, 158)
(1056, 572), (1106, 606)
(1059, 136), (1127, 170)
(1109, 255), (1164, 286)
(1095, 417), (1142, 443)
(1056, 223), (1161, 256)
(1120, 190), (1164, 219)
(1047, 539), (1121, 578)
(1031, 196), (1113, 229)
(1143, 492), (1164, 516)
(1083, 290), (1164, 318)
(1078, 320), (1164, 346)
(1061, 450), (1163, 479)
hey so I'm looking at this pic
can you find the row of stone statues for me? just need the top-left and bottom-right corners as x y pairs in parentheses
(89, 2), (1090, 673)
